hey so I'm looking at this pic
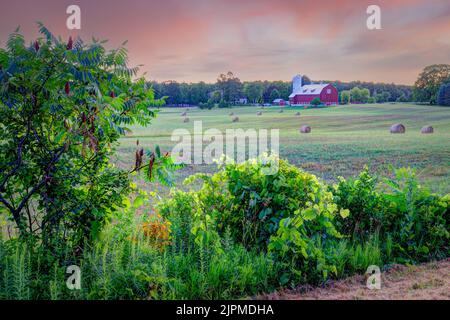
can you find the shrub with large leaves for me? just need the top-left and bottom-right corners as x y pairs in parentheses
(196, 157), (344, 251)
(0, 25), (164, 252)
(382, 168), (449, 262)
(332, 168), (390, 239)
(332, 167), (449, 262)
(165, 157), (347, 285)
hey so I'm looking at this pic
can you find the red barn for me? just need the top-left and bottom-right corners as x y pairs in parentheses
(288, 75), (339, 106)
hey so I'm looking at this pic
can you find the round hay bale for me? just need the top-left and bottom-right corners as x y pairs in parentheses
(181, 111), (187, 117)
(232, 116), (239, 123)
(421, 125), (434, 134)
(256, 111), (262, 116)
(295, 112), (301, 116)
(300, 125), (311, 133)
(183, 117), (190, 123)
(229, 112), (234, 116)
(390, 123), (405, 134)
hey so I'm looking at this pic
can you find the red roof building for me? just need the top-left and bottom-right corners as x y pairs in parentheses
(289, 75), (339, 106)
(273, 98), (286, 106)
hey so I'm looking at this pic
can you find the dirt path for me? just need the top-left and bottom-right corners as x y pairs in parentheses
(260, 259), (450, 300)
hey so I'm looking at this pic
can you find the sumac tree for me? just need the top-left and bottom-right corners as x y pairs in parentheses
(0, 25), (164, 252)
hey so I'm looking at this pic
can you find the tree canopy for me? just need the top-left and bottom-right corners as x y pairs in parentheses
(413, 64), (450, 104)
(437, 82), (450, 106)
(0, 25), (165, 251)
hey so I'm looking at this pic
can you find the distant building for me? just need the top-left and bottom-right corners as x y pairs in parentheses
(236, 97), (248, 105)
(273, 98), (286, 106)
(289, 75), (338, 106)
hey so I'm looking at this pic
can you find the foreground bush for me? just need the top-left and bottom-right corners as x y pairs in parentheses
(333, 167), (449, 263)
(0, 157), (448, 299)
(158, 158), (448, 286)
(0, 206), (279, 300)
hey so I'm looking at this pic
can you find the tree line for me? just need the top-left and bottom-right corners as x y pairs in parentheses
(149, 65), (450, 107)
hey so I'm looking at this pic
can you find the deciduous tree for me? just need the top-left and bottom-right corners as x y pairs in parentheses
(0, 25), (165, 251)
(413, 64), (450, 104)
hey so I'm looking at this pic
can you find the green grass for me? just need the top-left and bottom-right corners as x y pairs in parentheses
(117, 103), (450, 194)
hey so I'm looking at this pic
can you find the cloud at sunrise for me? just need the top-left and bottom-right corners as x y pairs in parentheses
(1, 0), (449, 84)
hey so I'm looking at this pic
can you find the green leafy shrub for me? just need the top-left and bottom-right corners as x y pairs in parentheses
(332, 167), (449, 263)
(207, 158), (340, 250)
(437, 82), (450, 106)
(1, 152), (449, 299)
(0, 25), (164, 253)
(267, 183), (345, 284)
(156, 187), (280, 299)
(382, 168), (449, 262)
(162, 157), (349, 285)
(218, 99), (230, 108)
(310, 97), (321, 106)
(332, 168), (390, 239)
(157, 191), (198, 255)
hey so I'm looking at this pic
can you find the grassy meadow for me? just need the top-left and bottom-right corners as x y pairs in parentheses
(117, 103), (450, 194)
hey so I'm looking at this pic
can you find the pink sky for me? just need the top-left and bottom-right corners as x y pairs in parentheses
(1, 0), (449, 84)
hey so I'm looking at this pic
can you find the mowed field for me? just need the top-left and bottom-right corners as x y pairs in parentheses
(116, 103), (450, 194)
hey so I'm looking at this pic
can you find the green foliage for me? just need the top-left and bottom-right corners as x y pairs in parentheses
(159, 159), (449, 287)
(324, 236), (383, 278)
(332, 168), (389, 238)
(340, 90), (350, 104)
(198, 101), (213, 110)
(141, 146), (184, 187)
(158, 191), (197, 255)
(413, 64), (450, 104)
(228, 158), (337, 250)
(218, 99), (230, 108)
(396, 94), (409, 102)
(310, 97), (321, 106)
(149, 78), (410, 106)
(382, 168), (449, 262)
(375, 91), (391, 103)
(1, 160), (448, 300)
(216, 72), (242, 104)
(0, 240), (31, 299)
(0, 26), (164, 252)
(350, 87), (370, 103)
(332, 167), (449, 262)
(269, 88), (281, 102)
(156, 184), (280, 299)
(1, 204), (279, 300)
(437, 82), (450, 106)
(345, 236), (383, 275)
(162, 157), (348, 285)
(185, 157), (338, 251)
(243, 82), (264, 103)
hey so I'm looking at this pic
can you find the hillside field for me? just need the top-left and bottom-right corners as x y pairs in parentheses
(117, 103), (450, 194)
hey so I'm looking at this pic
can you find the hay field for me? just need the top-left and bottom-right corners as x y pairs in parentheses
(117, 103), (450, 194)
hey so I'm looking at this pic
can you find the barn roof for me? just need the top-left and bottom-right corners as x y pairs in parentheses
(289, 83), (329, 98)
